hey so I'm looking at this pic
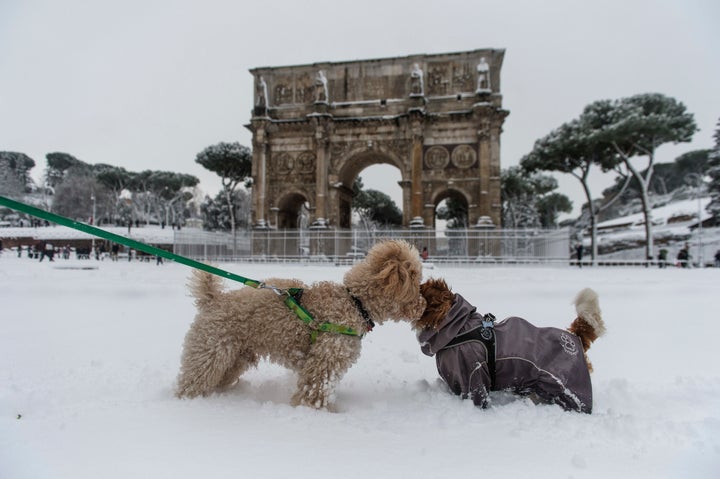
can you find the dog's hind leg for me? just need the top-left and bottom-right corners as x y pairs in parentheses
(215, 350), (259, 391)
(176, 336), (252, 398)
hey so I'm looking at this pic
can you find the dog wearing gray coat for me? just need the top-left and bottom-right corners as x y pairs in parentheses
(415, 278), (605, 413)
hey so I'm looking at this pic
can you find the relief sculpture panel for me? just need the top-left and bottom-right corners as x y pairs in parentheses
(452, 63), (474, 92)
(427, 62), (450, 96)
(272, 152), (293, 175)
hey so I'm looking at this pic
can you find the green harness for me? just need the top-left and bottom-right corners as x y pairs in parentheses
(0, 195), (366, 342)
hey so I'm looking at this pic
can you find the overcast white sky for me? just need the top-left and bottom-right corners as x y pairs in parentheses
(2, 0), (718, 218)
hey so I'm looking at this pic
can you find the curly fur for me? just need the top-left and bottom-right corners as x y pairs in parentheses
(416, 279), (605, 371)
(175, 240), (426, 410)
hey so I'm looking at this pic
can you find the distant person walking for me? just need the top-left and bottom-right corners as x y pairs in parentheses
(714, 250), (720, 268)
(421, 246), (429, 261)
(575, 243), (584, 268)
(677, 243), (690, 268)
(38, 242), (54, 262)
(657, 248), (668, 269)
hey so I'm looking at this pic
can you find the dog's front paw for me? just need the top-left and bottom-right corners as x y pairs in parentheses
(291, 383), (335, 410)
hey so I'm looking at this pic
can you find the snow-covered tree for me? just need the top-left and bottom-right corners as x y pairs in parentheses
(435, 197), (468, 229)
(501, 167), (571, 229)
(45, 152), (91, 189)
(706, 118), (720, 222)
(195, 142), (252, 246)
(522, 94), (696, 263)
(0, 151), (36, 199)
(129, 170), (199, 226)
(520, 115), (621, 263)
(352, 176), (402, 229)
(502, 166), (537, 228)
(200, 190), (251, 231)
(537, 192), (573, 228)
(597, 93), (697, 260)
(52, 175), (108, 222)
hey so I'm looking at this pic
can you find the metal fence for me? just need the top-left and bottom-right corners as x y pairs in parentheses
(174, 227), (571, 264)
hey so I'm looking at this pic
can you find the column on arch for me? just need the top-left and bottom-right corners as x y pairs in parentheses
(313, 128), (329, 227)
(252, 130), (268, 227)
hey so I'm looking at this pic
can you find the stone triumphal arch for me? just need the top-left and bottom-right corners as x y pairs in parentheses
(246, 49), (508, 232)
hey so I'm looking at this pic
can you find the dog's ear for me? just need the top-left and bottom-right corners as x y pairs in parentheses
(368, 240), (422, 304)
(416, 278), (454, 330)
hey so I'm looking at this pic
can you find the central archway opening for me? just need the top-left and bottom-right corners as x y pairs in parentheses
(337, 151), (405, 229)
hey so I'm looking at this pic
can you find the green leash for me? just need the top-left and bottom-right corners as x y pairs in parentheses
(0, 195), (364, 341)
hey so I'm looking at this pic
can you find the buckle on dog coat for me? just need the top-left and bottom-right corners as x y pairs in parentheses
(443, 313), (497, 389)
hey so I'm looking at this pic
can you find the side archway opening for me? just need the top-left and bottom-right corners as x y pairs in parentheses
(275, 192), (310, 229)
(433, 189), (469, 229)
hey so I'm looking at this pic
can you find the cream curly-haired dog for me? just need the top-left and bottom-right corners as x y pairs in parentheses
(176, 240), (426, 410)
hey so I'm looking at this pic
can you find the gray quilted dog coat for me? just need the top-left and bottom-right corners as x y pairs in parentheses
(418, 293), (592, 413)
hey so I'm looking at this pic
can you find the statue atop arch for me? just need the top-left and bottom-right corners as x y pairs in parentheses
(255, 76), (268, 113)
(314, 70), (329, 104)
(476, 57), (491, 93)
(410, 63), (424, 97)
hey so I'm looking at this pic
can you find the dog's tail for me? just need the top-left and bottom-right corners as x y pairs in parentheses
(568, 288), (605, 371)
(189, 269), (224, 310)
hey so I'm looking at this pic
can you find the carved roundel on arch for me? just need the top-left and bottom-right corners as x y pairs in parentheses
(424, 146), (450, 169)
(451, 145), (477, 169)
(296, 151), (315, 174)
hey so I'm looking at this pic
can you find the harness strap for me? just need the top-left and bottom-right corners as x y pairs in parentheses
(263, 285), (365, 342)
(443, 313), (497, 390)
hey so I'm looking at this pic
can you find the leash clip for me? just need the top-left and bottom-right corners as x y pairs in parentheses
(259, 282), (285, 296)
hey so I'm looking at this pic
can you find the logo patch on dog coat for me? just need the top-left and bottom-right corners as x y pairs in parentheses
(559, 332), (578, 356)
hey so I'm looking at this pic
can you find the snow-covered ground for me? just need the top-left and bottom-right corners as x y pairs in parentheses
(1, 254), (718, 478)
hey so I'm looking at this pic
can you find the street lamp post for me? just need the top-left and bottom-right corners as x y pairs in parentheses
(697, 183), (703, 268)
(91, 193), (97, 257)
(685, 173), (704, 268)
